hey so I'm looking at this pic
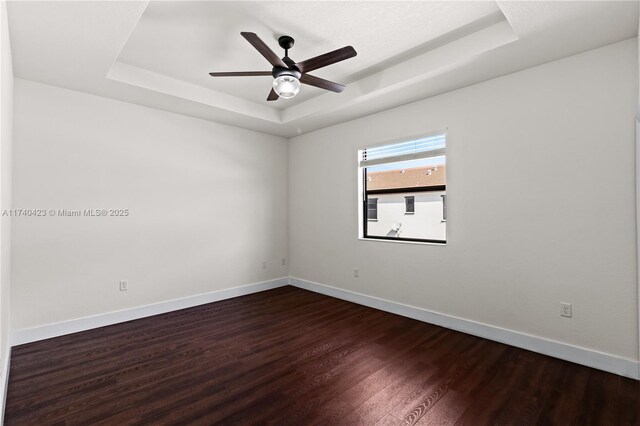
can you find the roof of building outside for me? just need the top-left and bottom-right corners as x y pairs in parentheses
(367, 165), (445, 190)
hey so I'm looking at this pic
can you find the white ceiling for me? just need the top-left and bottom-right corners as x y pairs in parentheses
(7, 1), (639, 137)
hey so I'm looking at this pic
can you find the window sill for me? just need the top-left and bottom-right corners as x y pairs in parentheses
(404, 212), (415, 215)
(359, 237), (446, 246)
(367, 219), (378, 222)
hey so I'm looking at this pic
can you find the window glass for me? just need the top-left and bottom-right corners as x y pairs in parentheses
(360, 133), (446, 243)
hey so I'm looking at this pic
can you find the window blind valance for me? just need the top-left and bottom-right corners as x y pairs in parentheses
(360, 132), (446, 168)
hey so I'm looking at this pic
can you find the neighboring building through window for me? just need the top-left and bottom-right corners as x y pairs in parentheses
(360, 132), (446, 243)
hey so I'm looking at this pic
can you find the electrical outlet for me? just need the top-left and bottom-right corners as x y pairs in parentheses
(262, 261), (267, 269)
(119, 280), (128, 291)
(354, 268), (359, 278)
(281, 258), (286, 266)
(561, 302), (572, 318)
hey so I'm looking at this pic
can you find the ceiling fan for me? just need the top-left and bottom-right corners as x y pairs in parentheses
(209, 32), (357, 101)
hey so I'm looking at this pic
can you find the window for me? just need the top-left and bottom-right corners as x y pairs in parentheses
(360, 132), (446, 243)
(367, 198), (378, 220)
(405, 196), (415, 214)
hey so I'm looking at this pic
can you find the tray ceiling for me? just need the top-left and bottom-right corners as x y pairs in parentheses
(7, 1), (639, 137)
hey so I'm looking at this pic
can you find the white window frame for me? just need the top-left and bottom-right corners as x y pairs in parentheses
(358, 130), (447, 245)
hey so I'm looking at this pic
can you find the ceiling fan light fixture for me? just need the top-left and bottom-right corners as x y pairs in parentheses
(273, 74), (300, 99)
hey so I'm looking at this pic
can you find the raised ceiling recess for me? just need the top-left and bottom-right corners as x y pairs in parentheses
(7, 1), (639, 137)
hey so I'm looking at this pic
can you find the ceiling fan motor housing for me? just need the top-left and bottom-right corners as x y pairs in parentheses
(272, 67), (301, 80)
(272, 65), (301, 80)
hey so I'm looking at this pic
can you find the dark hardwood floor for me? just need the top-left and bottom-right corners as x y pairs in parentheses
(4, 286), (640, 425)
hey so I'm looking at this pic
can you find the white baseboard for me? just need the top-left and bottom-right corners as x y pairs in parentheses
(10, 277), (289, 346)
(0, 346), (11, 424)
(8, 275), (639, 380)
(290, 277), (640, 380)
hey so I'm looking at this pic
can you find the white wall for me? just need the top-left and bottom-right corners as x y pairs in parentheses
(0, 0), (14, 390)
(11, 79), (288, 330)
(289, 39), (639, 361)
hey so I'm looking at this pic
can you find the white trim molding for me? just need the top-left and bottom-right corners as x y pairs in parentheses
(290, 277), (640, 380)
(10, 278), (289, 346)
(8, 276), (639, 380)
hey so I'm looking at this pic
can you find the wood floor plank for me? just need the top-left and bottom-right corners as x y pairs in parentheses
(390, 335), (489, 423)
(415, 390), (471, 426)
(375, 413), (404, 426)
(342, 361), (439, 425)
(4, 286), (640, 425)
(337, 326), (442, 408)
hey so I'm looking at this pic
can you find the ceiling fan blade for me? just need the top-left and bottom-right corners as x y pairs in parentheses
(267, 88), (279, 101)
(241, 32), (287, 68)
(300, 74), (345, 93)
(295, 46), (357, 74)
(209, 71), (272, 77)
